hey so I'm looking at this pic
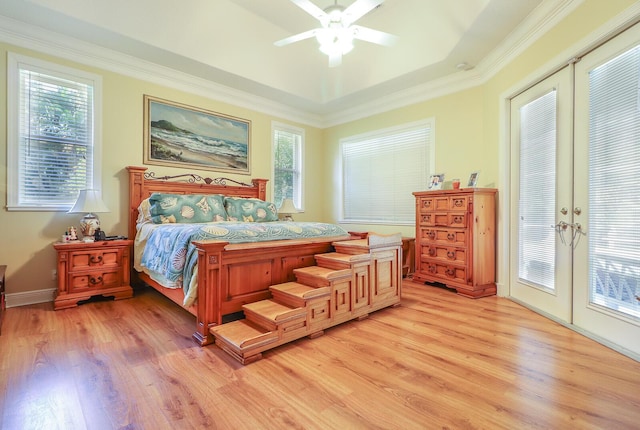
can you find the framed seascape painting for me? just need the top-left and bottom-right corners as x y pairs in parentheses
(143, 95), (251, 174)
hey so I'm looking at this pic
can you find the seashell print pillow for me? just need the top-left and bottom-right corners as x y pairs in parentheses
(223, 197), (278, 222)
(148, 193), (228, 224)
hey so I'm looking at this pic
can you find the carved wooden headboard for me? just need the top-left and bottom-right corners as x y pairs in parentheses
(127, 166), (268, 240)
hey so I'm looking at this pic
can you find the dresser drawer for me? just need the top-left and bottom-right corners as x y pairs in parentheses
(420, 228), (467, 246)
(67, 269), (122, 293)
(68, 249), (122, 271)
(420, 212), (467, 227)
(419, 260), (467, 285)
(420, 245), (466, 264)
(418, 196), (450, 212)
(449, 195), (469, 211)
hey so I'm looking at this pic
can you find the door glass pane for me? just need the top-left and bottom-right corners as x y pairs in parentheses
(588, 45), (640, 320)
(518, 90), (557, 290)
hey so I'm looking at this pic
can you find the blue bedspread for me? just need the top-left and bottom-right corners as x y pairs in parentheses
(139, 221), (349, 296)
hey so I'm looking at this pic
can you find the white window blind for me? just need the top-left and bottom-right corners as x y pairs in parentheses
(341, 120), (433, 224)
(587, 44), (640, 318)
(272, 123), (303, 209)
(517, 90), (557, 290)
(7, 53), (101, 210)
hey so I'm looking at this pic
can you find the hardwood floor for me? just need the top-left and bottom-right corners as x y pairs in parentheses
(1, 279), (639, 430)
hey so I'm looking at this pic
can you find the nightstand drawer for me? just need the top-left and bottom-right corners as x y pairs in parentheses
(68, 249), (121, 271)
(68, 269), (122, 293)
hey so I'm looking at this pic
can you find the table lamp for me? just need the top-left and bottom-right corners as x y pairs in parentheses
(68, 189), (109, 240)
(278, 198), (298, 221)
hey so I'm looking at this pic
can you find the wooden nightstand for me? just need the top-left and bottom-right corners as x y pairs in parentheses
(53, 240), (133, 310)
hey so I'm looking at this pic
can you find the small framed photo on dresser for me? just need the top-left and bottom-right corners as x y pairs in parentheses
(428, 173), (445, 190)
(467, 171), (479, 188)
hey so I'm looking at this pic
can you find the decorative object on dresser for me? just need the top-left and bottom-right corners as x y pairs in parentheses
(467, 171), (479, 188)
(413, 188), (497, 298)
(278, 198), (298, 221)
(53, 239), (133, 310)
(428, 173), (445, 190)
(68, 189), (110, 240)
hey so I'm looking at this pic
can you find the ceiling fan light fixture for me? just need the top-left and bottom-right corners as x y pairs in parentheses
(316, 28), (354, 56)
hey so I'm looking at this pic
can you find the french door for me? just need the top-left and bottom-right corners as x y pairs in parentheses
(509, 66), (574, 323)
(572, 24), (640, 355)
(510, 22), (640, 357)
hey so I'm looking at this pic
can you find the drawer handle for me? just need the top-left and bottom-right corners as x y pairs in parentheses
(453, 199), (464, 207)
(447, 251), (455, 260)
(423, 201), (431, 208)
(445, 268), (456, 277)
(453, 216), (463, 224)
(90, 276), (103, 284)
(90, 255), (103, 264)
(447, 233), (455, 241)
(428, 265), (437, 274)
(428, 231), (436, 240)
(428, 247), (436, 257)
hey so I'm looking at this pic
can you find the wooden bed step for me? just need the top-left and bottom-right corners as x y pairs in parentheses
(270, 282), (330, 307)
(293, 266), (351, 288)
(333, 233), (402, 254)
(243, 299), (307, 332)
(210, 319), (277, 362)
(314, 252), (371, 270)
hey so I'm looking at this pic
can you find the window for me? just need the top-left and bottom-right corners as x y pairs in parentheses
(7, 53), (102, 211)
(272, 122), (304, 210)
(341, 119), (434, 224)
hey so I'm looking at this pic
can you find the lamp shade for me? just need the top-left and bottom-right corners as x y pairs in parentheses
(278, 198), (298, 221)
(278, 198), (298, 214)
(68, 189), (109, 214)
(68, 190), (109, 239)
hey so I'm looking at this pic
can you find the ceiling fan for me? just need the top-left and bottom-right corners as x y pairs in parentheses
(274, 0), (398, 67)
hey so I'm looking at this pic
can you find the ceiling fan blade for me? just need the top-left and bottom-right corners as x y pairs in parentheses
(290, 0), (328, 21)
(343, 0), (384, 26)
(350, 25), (398, 46)
(274, 29), (319, 47)
(328, 51), (342, 68)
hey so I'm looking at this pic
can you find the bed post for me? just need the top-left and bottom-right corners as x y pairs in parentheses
(252, 178), (268, 201)
(192, 241), (228, 346)
(127, 166), (148, 240)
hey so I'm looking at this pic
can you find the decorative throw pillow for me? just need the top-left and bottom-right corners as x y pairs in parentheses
(224, 197), (278, 222)
(137, 198), (153, 224)
(149, 193), (227, 224)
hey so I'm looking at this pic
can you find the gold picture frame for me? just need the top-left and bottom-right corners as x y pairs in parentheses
(143, 95), (251, 174)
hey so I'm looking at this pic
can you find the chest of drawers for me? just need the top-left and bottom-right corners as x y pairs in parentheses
(53, 240), (133, 310)
(413, 189), (497, 298)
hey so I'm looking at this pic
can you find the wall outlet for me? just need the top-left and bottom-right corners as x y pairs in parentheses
(51, 269), (57, 281)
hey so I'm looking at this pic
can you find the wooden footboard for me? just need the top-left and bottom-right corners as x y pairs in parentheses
(191, 238), (347, 345)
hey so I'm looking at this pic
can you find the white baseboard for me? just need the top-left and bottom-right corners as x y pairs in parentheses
(6, 288), (56, 308)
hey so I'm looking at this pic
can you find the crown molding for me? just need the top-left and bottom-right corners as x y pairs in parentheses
(2, 0), (634, 130)
(0, 15), (325, 128)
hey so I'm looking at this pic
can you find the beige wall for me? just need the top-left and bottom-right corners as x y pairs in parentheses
(1, 0), (636, 299)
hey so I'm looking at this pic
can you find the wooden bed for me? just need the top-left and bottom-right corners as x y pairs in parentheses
(127, 166), (351, 345)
